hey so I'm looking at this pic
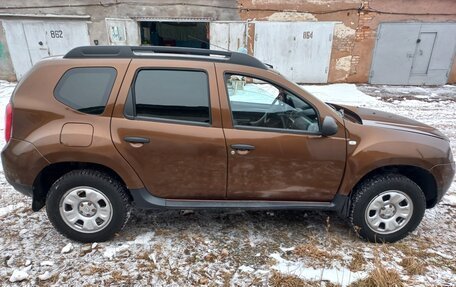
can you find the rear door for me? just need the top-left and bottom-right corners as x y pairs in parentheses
(111, 60), (227, 199)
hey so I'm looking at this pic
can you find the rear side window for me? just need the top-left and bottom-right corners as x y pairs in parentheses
(54, 67), (117, 115)
(126, 69), (210, 124)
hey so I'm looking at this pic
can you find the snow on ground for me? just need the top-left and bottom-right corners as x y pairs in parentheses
(0, 80), (455, 286)
(302, 83), (379, 106)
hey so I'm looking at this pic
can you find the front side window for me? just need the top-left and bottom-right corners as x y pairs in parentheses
(225, 74), (319, 132)
(54, 67), (116, 115)
(126, 69), (210, 124)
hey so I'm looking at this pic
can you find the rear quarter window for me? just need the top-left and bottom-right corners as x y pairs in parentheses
(54, 67), (117, 115)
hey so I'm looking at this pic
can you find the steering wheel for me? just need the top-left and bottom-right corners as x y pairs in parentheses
(284, 108), (316, 130)
(251, 93), (287, 128)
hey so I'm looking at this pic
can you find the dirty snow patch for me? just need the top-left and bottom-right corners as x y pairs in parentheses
(38, 271), (53, 281)
(103, 243), (130, 259)
(0, 202), (26, 217)
(134, 231), (155, 245)
(270, 253), (367, 286)
(238, 265), (255, 273)
(9, 266), (31, 282)
(442, 193), (456, 206)
(61, 243), (73, 254)
(40, 261), (54, 267)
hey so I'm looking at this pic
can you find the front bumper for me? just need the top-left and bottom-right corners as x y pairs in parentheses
(430, 161), (455, 206)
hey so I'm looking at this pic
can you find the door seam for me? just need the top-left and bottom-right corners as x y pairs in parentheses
(214, 62), (230, 198)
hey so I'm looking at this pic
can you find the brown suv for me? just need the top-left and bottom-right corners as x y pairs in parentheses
(2, 46), (454, 243)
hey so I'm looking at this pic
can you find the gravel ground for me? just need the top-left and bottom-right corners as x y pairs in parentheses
(0, 82), (455, 286)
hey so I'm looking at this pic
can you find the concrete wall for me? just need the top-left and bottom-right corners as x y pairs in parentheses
(0, 0), (455, 83)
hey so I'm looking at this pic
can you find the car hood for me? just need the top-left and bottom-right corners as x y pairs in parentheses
(335, 104), (448, 140)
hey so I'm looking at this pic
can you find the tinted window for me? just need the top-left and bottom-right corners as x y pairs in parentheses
(225, 74), (319, 132)
(129, 70), (210, 124)
(54, 67), (116, 115)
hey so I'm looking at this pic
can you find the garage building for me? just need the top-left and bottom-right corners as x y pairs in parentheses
(0, 0), (455, 85)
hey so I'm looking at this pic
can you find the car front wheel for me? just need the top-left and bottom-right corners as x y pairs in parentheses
(46, 169), (131, 242)
(350, 174), (426, 243)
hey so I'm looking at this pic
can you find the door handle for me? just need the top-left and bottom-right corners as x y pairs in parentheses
(124, 136), (150, 144)
(230, 144), (255, 151)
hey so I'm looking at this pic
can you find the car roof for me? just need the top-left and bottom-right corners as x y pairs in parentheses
(64, 46), (269, 70)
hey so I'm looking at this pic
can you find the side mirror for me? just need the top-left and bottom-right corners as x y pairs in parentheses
(321, 116), (338, 136)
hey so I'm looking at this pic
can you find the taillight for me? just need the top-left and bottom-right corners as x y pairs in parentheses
(5, 102), (12, 143)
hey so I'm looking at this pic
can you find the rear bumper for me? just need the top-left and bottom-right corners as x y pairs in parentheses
(4, 177), (33, 197)
(1, 138), (49, 197)
(430, 161), (455, 206)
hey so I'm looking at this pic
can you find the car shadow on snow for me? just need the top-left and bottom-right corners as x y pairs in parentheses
(121, 208), (356, 245)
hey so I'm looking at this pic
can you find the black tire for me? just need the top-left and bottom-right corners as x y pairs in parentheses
(46, 169), (131, 243)
(350, 174), (426, 243)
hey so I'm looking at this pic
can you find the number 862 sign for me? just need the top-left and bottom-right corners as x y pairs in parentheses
(49, 30), (64, 39)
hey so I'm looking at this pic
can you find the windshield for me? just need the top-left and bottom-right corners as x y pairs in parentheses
(268, 70), (345, 119)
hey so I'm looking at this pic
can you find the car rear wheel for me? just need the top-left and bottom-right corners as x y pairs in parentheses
(46, 169), (131, 242)
(350, 174), (426, 243)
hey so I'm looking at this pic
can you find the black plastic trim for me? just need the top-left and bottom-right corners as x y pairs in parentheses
(129, 188), (350, 216)
(8, 181), (33, 197)
(124, 136), (150, 144)
(64, 46), (268, 70)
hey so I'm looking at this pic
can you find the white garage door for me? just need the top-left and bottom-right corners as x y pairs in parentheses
(3, 20), (90, 79)
(253, 22), (335, 83)
(210, 21), (247, 52)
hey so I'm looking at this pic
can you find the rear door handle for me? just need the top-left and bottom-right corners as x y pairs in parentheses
(230, 144), (255, 151)
(124, 136), (150, 144)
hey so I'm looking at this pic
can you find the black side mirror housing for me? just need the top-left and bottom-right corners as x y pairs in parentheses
(321, 116), (338, 136)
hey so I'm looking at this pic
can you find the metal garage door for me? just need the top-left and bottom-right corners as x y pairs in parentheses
(253, 22), (335, 83)
(3, 20), (90, 79)
(370, 23), (456, 85)
(210, 21), (247, 52)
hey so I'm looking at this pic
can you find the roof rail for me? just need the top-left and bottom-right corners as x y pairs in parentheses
(64, 46), (268, 70)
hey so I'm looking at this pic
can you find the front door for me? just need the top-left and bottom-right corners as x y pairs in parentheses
(111, 60), (227, 199)
(216, 68), (346, 202)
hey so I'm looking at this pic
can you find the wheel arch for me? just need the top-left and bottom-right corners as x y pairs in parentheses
(32, 162), (135, 211)
(349, 165), (438, 208)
